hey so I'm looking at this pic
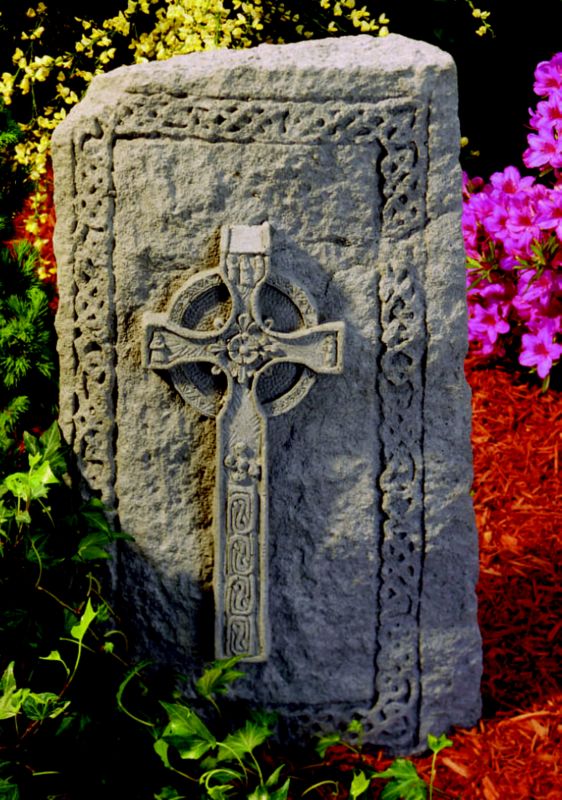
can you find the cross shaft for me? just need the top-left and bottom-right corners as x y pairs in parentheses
(144, 223), (344, 660)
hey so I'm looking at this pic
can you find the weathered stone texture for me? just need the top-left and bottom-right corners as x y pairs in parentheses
(52, 34), (481, 753)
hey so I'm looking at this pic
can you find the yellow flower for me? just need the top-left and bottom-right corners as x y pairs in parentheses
(98, 48), (117, 64)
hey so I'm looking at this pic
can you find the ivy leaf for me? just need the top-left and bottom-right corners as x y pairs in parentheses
(39, 650), (70, 679)
(268, 778), (290, 800)
(74, 532), (112, 561)
(372, 759), (427, 800)
(265, 765), (284, 788)
(215, 719), (271, 763)
(70, 599), (98, 643)
(347, 719), (364, 736)
(21, 692), (70, 721)
(160, 701), (216, 760)
(154, 787), (185, 800)
(427, 733), (453, 756)
(14, 510), (31, 526)
(3, 460), (57, 502)
(38, 422), (66, 475)
(80, 497), (113, 531)
(0, 499), (13, 535)
(153, 738), (172, 769)
(206, 786), (234, 800)
(247, 788), (269, 800)
(315, 732), (342, 757)
(195, 656), (244, 701)
(0, 662), (29, 720)
(350, 771), (371, 799)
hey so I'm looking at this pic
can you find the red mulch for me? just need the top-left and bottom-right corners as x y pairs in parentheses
(316, 354), (562, 799)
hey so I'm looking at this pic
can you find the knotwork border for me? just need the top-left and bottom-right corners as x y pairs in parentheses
(55, 93), (429, 752)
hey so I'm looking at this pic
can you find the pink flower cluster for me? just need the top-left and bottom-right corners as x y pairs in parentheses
(464, 52), (562, 383)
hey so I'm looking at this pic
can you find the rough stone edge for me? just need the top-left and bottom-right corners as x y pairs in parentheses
(419, 59), (482, 742)
(68, 34), (454, 106)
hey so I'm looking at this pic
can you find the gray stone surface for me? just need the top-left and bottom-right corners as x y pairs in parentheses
(52, 33), (481, 753)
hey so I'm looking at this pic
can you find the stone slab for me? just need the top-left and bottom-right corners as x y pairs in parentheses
(52, 34), (481, 753)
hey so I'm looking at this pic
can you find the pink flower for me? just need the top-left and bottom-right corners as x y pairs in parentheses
(513, 270), (562, 323)
(537, 190), (562, 239)
(469, 301), (510, 347)
(489, 166), (535, 195)
(519, 323), (562, 378)
(523, 129), (562, 170)
(533, 54), (562, 97)
(504, 196), (543, 256)
(529, 95), (562, 132)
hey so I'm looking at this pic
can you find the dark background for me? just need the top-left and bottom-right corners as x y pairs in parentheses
(0, 0), (561, 178)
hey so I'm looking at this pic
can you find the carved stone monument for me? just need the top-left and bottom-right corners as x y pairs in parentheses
(52, 34), (481, 752)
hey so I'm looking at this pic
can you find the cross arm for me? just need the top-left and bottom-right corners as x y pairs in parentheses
(143, 312), (227, 371)
(264, 321), (345, 375)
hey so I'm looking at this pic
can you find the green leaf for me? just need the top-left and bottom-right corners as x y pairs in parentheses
(21, 692), (70, 721)
(248, 781), (290, 800)
(39, 650), (70, 679)
(0, 500), (13, 534)
(22, 430), (39, 456)
(347, 719), (364, 736)
(268, 778), (290, 800)
(0, 662), (29, 720)
(215, 720), (271, 763)
(160, 701), (216, 760)
(3, 460), (57, 502)
(75, 532), (112, 561)
(372, 759), (427, 800)
(207, 786), (234, 800)
(154, 738), (172, 769)
(154, 787), (185, 800)
(247, 788), (269, 800)
(350, 771), (371, 799)
(265, 765), (284, 788)
(0, 778), (19, 800)
(427, 733), (453, 756)
(70, 599), (98, 643)
(38, 422), (66, 474)
(248, 708), (277, 733)
(195, 657), (244, 701)
(315, 732), (342, 758)
(14, 510), (31, 526)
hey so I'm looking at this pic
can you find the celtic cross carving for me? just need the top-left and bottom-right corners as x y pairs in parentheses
(143, 223), (344, 661)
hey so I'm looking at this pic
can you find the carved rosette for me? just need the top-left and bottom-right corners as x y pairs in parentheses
(210, 313), (282, 385)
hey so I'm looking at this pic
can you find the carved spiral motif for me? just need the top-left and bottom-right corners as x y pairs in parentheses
(226, 575), (254, 614)
(226, 616), (252, 655)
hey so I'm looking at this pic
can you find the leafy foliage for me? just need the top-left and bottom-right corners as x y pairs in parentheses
(0, 423), (160, 799)
(0, 240), (57, 469)
(0, 104), (29, 239)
